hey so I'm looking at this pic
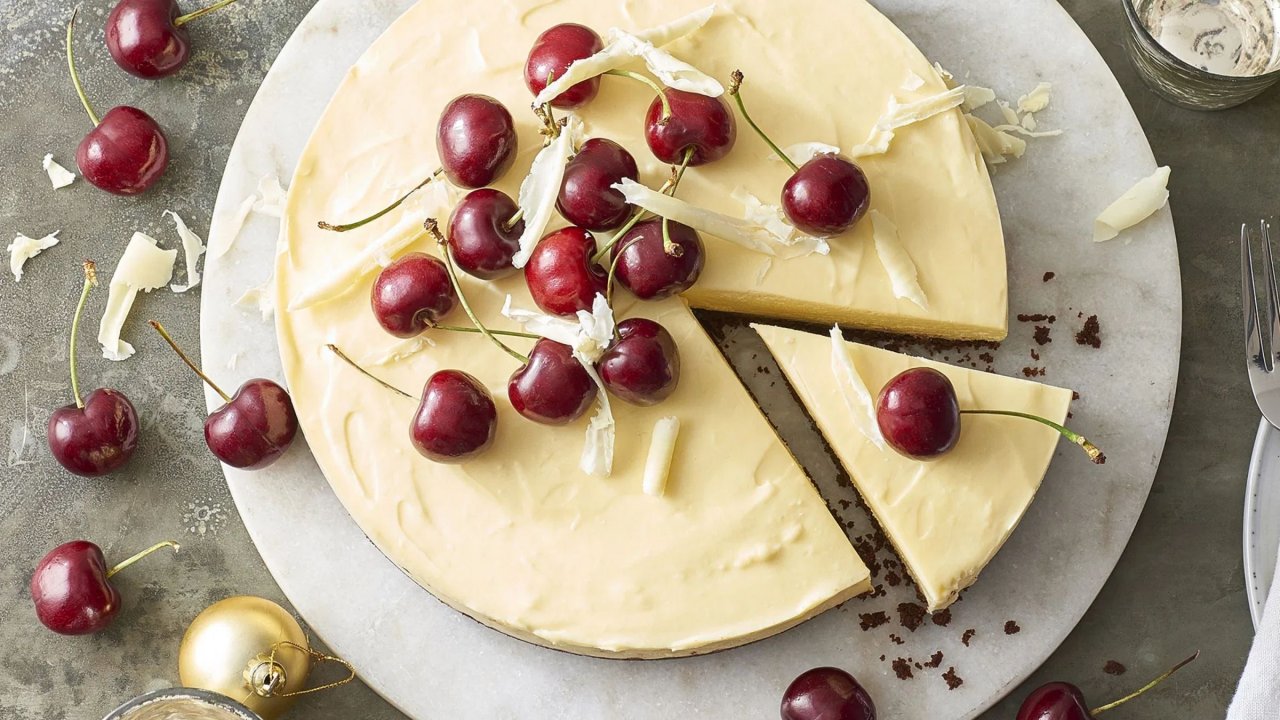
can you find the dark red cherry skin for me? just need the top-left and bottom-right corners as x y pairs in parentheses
(76, 106), (169, 196)
(447, 189), (523, 280)
(47, 388), (139, 477)
(875, 367), (961, 460)
(524, 227), (608, 317)
(371, 253), (458, 337)
(524, 23), (604, 109)
(30, 541), (120, 635)
(612, 218), (704, 300)
(557, 138), (639, 231)
(782, 154), (872, 237)
(508, 339), (595, 425)
(598, 318), (680, 406)
(411, 370), (497, 463)
(781, 667), (877, 720)
(105, 0), (189, 79)
(645, 89), (737, 166)
(204, 380), (299, 470)
(437, 94), (518, 189)
(1015, 682), (1091, 720)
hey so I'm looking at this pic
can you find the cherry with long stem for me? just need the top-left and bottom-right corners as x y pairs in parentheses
(728, 69), (798, 171)
(106, 540), (180, 578)
(68, 261), (98, 409)
(149, 320), (231, 403)
(961, 410), (1105, 464)
(67, 7), (99, 127)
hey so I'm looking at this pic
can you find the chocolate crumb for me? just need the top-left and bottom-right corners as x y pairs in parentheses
(1043, 271), (1055, 282)
(1072, 391), (1081, 400)
(925, 651), (944, 668)
(1022, 366), (1046, 378)
(1030, 349), (1040, 361)
(1033, 326), (1052, 345)
(892, 658), (914, 680)
(943, 667), (964, 690)
(1004, 620), (1021, 635)
(885, 570), (902, 587)
(898, 602), (927, 632)
(859, 611), (890, 631)
(979, 352), (995, 364)
(890, 633), (905, 646)
(879, 654), (886, 662)
(961, 628), (976, 646)
(1075, 315), (1102, 348)
(1104, 660), (1127, 676)
(931, 609), (952, 627)
(914, 661), (923, 670)
(1016, 313), (1050, 322)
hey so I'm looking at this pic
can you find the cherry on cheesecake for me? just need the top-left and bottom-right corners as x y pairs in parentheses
(47, 262), (139, 477)
(67, 8), (169, 195)
(319, 94), (517, 232)
(875, 367), (1105, 463)
(149, 321), (299, 469)
(105, 0), (239, 78)
(524, 227), (608, 317)
(782, 667), (876, 720)
(525, 23), (605, 109)
(1017, 653), (1198, 720)
(728, 70), (870, 237)
(411, 370), (499, 463)
(557, 138), (639, 232)
(644, 88), (737, 166)
(32, 539), (179, 635)
(611, 218), (704, 300)
(508, 339), (596, 425)
(447, 189), (525, 280)
(371, 253), (458, 337)
(598, 318), (680, 406)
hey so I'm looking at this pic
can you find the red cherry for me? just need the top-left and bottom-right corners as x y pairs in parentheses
(644, 89), (737, 166)
(781, 667), (877, 720)
(611, 218), (704, 300)
(782, 154), (871, 237)
(105, 0), (237, 79)
(447, 189), (523, 280)
(204, 379), (299, 470)
(525, 23), (604, 109)
(508, 339), (595, 425)
(1016, 682), (1090, 720)
(48, 389), (140, 477)
(371, 253), (458, 337)
(875, 367), (961, 460)
(31, 539), (178, 635)
(557, 138), (639, 231)
(437, 94), (519, 189)
(411, 370), (498, 463)
(524, 227), (607, 317)
(598, 318), (680, 406)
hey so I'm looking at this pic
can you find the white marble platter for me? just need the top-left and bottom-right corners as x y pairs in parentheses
(198, 0), (1182, 717)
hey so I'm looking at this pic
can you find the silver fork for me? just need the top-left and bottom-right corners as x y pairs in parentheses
(1243, 221), (1280, 428)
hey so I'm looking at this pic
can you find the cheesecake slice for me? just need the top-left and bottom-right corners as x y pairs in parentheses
(754, 324), (1074, 610)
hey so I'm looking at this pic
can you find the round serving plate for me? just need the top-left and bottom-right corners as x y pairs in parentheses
(199, 0), (1182, 717)
(1245, 418), (1280, 628)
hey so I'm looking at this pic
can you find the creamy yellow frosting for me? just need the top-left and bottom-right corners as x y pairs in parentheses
(755, 325), (1074, 611)
(277, 0), (1009, 655)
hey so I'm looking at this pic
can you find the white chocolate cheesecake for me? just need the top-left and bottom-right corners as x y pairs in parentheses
(277, 0), (1015, 656)
(755, 324), (1074, 611)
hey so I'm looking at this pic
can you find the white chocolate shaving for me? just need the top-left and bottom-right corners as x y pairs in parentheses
(580, 361), (615, 478)
(965, 114), (1027, 165)
(932, 62), (956, 86)
(828, 325), (885, 449)
(733, 189), (829, 255)
(901, 71), (926, 92)
(850, 86), (966, 158)
(288, 211), (424, 310)
(992, 123), (1064, 139)
(1017, 82), (1053, 113)
(165, 211), (206, 293)
(997, 100), (1021, 126)
(98, 233), (177, 361)
(534, 6), (717, 106)
(254, 174), (288, 218)
(962, 85), (996, 111)
(207, 174), (287, 260)
(1094, 166), (1171, 243)
(606, 30), (723, 96)
(1021, 112), (1038, 131)
(870, 210), (927, 309)
(511, 115), (582, 269)
(42, 154), (76, 189)
(771, 142), (840, 166)
(235, 271), (275, 321)
(8, 231), (60, 282)
(642, 416), (681, 497)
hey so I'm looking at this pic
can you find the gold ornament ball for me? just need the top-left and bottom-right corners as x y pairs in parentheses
(178, 596), (312, 720)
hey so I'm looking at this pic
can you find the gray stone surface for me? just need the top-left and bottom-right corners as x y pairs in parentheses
(0, 0), (1270, 718)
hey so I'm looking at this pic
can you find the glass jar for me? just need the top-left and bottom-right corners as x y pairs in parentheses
(103, 688), (263, 720)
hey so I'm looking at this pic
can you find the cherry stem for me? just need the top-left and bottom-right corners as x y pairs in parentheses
(1090, 651), (1199, 715)
(661, 148), (694, 256)
(68, 261), (98, 410)
(728, 70), (798, 172)
(959, 410), (1106, 464)
(149, 320), (232, 404)
(503, 208), (525, 233)
(434, 325), (539, 340)
(424, 219), (530, 365)
(605, 69), (671, 122)
(66, 6), (99, 127)
(591, 171), (680, 266)
(174, 0), (238, 26)
(326, 344), (413, 400)
(106, 540), (180, 579)
(318, 168), (444, 232)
